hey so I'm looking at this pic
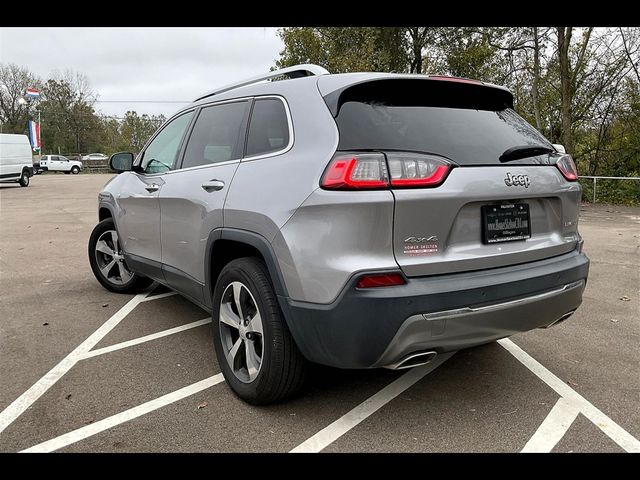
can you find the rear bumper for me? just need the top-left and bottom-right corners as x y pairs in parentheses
(280, 250), (589, 369)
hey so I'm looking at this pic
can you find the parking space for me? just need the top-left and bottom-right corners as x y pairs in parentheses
(1, 174), (638, 452)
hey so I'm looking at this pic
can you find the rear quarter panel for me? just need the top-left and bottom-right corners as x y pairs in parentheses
(223, 80), (339, 241)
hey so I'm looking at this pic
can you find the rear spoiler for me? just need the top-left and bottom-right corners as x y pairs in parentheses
(322, 76), (514, 117)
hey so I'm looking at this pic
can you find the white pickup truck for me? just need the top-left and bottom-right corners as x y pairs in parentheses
(39, 155), (83, 174)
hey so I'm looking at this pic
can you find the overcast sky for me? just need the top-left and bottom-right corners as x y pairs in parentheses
(0, 27), (284, 118)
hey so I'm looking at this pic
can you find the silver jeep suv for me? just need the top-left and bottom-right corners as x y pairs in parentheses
(89, 64), (590, 404)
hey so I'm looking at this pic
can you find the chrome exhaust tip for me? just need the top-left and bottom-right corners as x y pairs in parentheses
(541, 310), (576, 329)
(385, 351), (438, 370)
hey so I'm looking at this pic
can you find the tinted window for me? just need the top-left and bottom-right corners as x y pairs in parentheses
(142, 111), (194, 174)
(182, 101), (248, 169)
(246, 98), (290, 158)
(333, 81), (552, 166)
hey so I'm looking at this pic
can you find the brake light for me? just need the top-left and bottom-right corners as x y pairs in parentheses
(555, 154), (578, 181)
(321, 153), (389, 190)
(427, 75), (483, 85)
(321, 152), (451, 190)
(356, 273), (406, 288)
(387, 152), (451, 187)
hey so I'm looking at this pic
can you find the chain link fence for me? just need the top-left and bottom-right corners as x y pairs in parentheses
(578, 176), (640, 205)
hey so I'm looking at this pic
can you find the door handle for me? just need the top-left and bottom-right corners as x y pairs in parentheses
(145, 184), (160, 193)
(201, 180), (225, 192)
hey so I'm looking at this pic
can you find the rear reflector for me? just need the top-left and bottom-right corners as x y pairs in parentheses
(356, 273), (406, 288)
(321, 152), (451, 190)
(555, 154), (578, 181)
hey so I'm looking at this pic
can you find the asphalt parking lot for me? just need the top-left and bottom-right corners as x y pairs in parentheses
(0, 174), (638, 453)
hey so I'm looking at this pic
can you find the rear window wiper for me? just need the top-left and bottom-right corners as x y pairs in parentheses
(499, 145), (554, 163)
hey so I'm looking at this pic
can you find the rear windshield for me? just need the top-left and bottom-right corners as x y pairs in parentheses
(332, 80), (553, 166)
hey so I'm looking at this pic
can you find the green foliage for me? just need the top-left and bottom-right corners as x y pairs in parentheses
(436, 28), (503, 81)
(276, 27), (409, 73)
(579, 177), (640, 205)
(40, 77), (101, 154)
(119, 111), (165, 153)
(0, 63), (42, 134)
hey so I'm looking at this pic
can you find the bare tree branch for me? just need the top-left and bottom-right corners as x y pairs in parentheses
(619, 27), (640, 83)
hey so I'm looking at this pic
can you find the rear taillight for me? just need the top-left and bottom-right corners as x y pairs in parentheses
(321, 152), (451, 190)
(356, 273), (406, 289)
(386, 152), (451, 187)
(555, 154), (578, 181)
(321, 153), (389, 190)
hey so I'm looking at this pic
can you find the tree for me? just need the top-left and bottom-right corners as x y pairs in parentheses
(407, 27), (431, 73)
(119, 111), (165, 153)
(619, 27), (640, 84)
(276, 27), (410, 73)
(39, 70), (101, 154)
(557, 27), (587, 155)
(556, 27), (638, 166)
(0, 63), (41, 134)
(436, 28), (504, 82)
(96, 116), (122, 154)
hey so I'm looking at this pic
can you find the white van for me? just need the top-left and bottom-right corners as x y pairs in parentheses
(0, 134), (34, 187)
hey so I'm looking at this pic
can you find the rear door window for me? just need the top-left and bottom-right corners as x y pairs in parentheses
(181, 101), (249, 169)
(245, 98), (290, 158)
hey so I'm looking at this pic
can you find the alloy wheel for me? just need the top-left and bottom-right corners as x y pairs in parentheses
(218, 281), (264, 383)
(94, 229), (133, 285)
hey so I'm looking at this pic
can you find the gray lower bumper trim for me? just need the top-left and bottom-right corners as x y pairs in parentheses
(422, 280), (585, 320)
(375, 279), (586, 368)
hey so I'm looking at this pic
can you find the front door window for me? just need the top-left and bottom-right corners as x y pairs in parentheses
(141, 112), (194, 174)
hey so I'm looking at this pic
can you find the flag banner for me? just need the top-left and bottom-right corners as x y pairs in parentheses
(25, 88), (40, 100)
(28, 120), (41, 151)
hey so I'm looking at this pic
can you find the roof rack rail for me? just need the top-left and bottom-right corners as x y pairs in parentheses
(193, 64), (330, 102)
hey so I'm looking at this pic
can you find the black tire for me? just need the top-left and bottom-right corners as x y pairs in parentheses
(71, 166), (80, 174)
(18, 170), (29, 187)
(88, 218), (154, 293)
(212, 257), (307, 405)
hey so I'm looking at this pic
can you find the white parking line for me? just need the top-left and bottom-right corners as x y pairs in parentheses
(21, 374), (225, 453)
(79, 318), (212, 360)
(290, 352), (455, 453)
(521, 397), (581, 452)
(140, 292), (178, 302)
(0, 292), (149, 435)
(498, 338), (640, 453)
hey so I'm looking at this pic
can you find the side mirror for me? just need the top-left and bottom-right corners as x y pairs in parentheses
(552, 144), (566, 154)
(109, 152), (134, 172)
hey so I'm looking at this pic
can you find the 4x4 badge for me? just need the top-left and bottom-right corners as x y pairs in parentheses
(405, 236), (438, 243)
(505, 172), (530, 188)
